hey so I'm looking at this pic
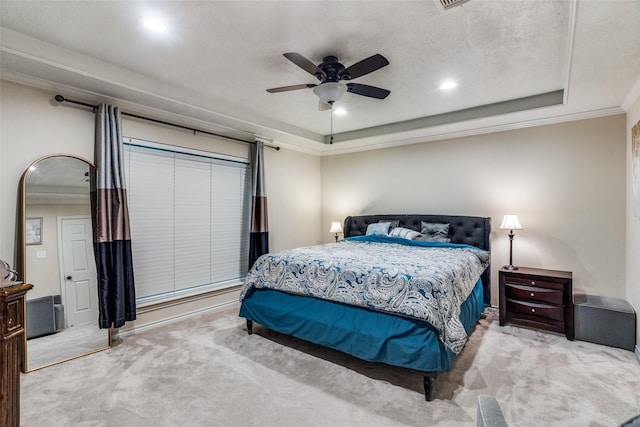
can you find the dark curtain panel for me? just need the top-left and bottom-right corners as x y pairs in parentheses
(91, 104), (136, 329)
(248, 140), (269, 268)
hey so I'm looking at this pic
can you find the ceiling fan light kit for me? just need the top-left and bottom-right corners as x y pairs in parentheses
(313, 82), (347, 105)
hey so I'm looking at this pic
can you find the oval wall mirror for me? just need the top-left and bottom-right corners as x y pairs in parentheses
(19, 154), (111, 372)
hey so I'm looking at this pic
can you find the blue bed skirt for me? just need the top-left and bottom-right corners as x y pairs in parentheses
(239, 279), (484, 373)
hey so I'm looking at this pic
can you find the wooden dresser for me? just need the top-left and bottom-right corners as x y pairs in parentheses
(499, 267), (574, 340)
(0, 283), (32, 427)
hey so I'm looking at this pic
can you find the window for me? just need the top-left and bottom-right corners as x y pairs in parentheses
(123, 138), (250, 305)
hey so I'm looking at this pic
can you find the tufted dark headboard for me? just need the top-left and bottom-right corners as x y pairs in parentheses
(343, 214), (491, 305)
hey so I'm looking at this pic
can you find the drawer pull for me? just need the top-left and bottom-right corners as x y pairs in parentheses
(531, 281), (536, 285)
(530, 292), (535, 297)
(8, 318), (13, 326)
(531, 308), (536, 313)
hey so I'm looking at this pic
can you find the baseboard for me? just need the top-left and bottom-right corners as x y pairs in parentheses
(115, 300), (239, 339)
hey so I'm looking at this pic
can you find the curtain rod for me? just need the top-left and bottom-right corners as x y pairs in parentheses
(54, 95), (280, 151)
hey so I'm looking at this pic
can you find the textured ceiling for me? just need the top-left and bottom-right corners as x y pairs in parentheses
(1, 0), (639, 153)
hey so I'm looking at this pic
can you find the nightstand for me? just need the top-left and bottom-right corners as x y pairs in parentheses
(499, 267), (574, 340)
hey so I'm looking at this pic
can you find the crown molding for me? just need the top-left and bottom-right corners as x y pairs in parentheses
(318, 106), (624, 156)
(3, 71), (624, 159)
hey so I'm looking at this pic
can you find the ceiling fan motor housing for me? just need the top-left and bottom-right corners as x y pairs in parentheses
(317, 56), (348, 82)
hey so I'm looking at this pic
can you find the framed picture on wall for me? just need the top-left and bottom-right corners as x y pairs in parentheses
(26, 217), (43, 245)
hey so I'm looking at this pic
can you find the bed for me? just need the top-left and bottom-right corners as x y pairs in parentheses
(239, 214), (491, 401)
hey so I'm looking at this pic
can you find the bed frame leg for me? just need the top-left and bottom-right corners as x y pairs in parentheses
(246, 319), (253, 335)
(423, 375), (436, 401)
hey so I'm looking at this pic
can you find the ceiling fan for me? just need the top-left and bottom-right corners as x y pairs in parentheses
(266, 52), (391, 110)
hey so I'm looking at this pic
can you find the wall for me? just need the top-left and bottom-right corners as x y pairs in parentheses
(0, 80), (322, 331)
(0, 83), (94, 266)
(322, 115), (627, 306)
(626, 95), (640, 354)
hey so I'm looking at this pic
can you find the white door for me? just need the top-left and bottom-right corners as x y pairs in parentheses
(61, 217), (98, 326)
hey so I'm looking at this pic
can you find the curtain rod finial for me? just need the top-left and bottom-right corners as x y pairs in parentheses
(54, 95), (65, 103)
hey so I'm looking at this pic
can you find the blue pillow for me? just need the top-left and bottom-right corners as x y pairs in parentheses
(379, 219), (400, 231)
(366, 222), (391, 236)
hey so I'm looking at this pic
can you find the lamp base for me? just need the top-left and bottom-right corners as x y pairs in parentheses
(502, 264), (519, 271)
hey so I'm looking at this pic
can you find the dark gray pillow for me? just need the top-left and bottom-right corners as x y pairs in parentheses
(421, 222), (450, 238)
(414, 235), (451, 243)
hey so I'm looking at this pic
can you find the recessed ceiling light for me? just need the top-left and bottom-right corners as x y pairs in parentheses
(143, 18), (167, 33)
(439, 80), (457, 90)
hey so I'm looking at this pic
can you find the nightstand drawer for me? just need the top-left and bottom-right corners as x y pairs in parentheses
(505, 283), (563, 305)
(504, 276), (564, 291)
(506, 299), (564, 322)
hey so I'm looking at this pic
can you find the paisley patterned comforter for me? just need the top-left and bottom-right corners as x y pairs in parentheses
(240, 235), (490, 354)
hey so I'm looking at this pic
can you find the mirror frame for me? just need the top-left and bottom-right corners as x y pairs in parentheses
(19, 154), (112, 372)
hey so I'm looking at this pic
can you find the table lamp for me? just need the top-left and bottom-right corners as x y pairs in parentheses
(500, 215), (523, 270)
(330, 221), (343, 242)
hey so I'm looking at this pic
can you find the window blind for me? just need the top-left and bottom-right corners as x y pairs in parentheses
(123, 138), (250, 304)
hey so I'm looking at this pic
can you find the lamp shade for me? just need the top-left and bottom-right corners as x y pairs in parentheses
(313, 82), (347, 104)
(329, 221), (343, 233)
(499, 215), (523, 230)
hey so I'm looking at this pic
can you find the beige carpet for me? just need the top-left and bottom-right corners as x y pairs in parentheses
(20, 305), (640, 426)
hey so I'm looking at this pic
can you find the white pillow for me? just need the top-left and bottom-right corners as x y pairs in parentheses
(389, 226), (420, 240)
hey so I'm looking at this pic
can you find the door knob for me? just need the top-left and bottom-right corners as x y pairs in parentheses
(66, 275), (72, 280)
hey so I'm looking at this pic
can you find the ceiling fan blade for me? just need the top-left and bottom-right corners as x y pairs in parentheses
(266, 83), (317, 93)
(341, 54), (389, 80)
(346, 83), (390, 99)
(283, 52), (325, 77)
(318, 101), (332, 111)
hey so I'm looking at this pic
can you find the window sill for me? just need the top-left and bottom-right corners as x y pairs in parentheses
(136, 278), (244, 310)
